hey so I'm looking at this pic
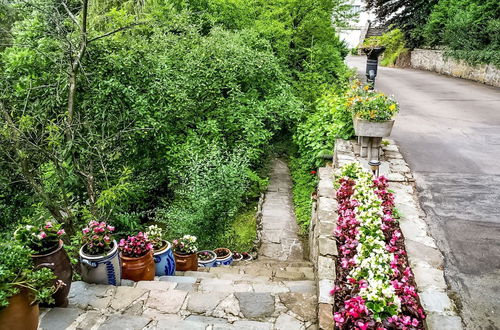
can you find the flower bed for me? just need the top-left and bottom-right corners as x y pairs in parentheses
(332, 163), (425, 329)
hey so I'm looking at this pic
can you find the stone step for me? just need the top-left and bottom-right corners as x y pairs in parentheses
(39, 281), (318, 329)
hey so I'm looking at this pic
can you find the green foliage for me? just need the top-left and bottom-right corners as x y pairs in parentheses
(157, 146), (250, 249)
(294, 90), (354, 169)
(423, 0), (500, 67)
(0, 243), (56, 309)
(363, 29), (408, 67)
(365, 0), (438, 47)
(289, 157), (318, 233)
(229, 207), (257, 252)
(0, 0), (349, 250)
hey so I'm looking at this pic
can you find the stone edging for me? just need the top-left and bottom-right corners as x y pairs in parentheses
(309, 139), (464, 329)
(254, 192), (265, 258)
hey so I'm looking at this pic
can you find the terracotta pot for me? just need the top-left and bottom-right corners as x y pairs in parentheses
(80, 240), (121, 286)
(174, 252), (198, 271)
(32, 240), (72, 308)
(0, 289), (39, 330)
(121, 251), (155, 281)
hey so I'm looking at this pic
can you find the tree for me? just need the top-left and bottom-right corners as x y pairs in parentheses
(365, 0), (438, 47)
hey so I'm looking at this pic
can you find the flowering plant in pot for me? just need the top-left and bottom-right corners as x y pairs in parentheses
(15, 221), (72, 307)
(0, 242), (58, 330)
(348, 84), (399, 137)
(197, 250), (217, 268)
(172, 235), (198, 271)
(79, 220), (121, 285)
(214, 248), (233, 266)
(119, 232), (155, 281)
(232, 251), (243, 262)
(146, 225), (175, 276)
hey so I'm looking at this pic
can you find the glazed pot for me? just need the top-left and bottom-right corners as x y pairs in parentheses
(121, 251), (155, 281)
(0, 289), (39, 330)
(80, 240), (121, 286)
(197, 250), (217, 268)
(353, 117), (395, 137)
(32, 240), (72, 307)
(174, 252), (198, 271)
(232, 252), (243, 262)
(153, 241), (176, 276)
(214, 248), (233, 266)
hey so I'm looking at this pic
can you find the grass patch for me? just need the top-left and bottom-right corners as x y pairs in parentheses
(229, 206), (257, 252)
(289, 156), (318, 234)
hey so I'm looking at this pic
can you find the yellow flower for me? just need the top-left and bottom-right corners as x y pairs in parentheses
(389, 104), (396, 111)
(363, 85), (370, 91)
(370, 110), (376, 119)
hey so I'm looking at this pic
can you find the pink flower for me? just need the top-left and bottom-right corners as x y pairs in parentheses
(104, 235), (111, 242)
(119, 239), (126, 247)
(333, 312), (345, 324)
(57, 229), (65, 236)
(44, 222), (53, 229)
(40, 231), (47, 239)
(107, 225), (115, 232)
(82, 227), (90, 234)
(356, 321), (369, 330)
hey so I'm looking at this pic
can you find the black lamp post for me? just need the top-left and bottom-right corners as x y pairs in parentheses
(362, 46), (385, 89)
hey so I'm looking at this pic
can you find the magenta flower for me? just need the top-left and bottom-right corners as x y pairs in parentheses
(57, 229), (65, 236)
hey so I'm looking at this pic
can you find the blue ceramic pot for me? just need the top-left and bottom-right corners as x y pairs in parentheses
(80, 240), (121, 286)
(197, 250), (217, 268)
(153, 241), (176, 276)
(214, 248), (233, 266)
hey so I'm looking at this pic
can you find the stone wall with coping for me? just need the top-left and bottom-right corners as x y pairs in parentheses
(410, 49), (500, 87)
(310, 139), (464, 329)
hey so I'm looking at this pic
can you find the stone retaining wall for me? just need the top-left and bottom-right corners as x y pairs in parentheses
(309, 139), (464, 329)
(410, 49), (500, 87)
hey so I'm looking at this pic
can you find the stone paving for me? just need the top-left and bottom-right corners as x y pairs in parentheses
(39, 262), (317, 330)
(259, 159), (303, 261)
(38, 160), (317, 330)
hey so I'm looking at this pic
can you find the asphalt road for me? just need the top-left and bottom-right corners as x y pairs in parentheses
(347, 56), (500, 329)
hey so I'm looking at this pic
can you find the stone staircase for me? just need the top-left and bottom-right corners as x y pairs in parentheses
(39, 160), (318, 330)
(38, 260), (317, 330)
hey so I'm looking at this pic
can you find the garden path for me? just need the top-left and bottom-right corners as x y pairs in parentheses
(259, 159), (304, 261)
(38, 159), (317, 330)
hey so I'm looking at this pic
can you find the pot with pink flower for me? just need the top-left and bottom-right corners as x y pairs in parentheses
(15, 221), (72, 307)
(119, 232), (155, 281)
(79, 221), (121, 286)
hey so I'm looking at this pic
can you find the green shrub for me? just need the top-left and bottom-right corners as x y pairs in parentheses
(423, 0), (500, 67)
(0, 243), (56, 309)
(362, 29), (408, 67)
(293, 90), (354, 169)
(157, 145), (250, 249)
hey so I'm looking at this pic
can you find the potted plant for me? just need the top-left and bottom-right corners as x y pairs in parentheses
(15, 221), (72, 307)
(349, 85), (399, 138)
(119, 232), (155, 281)
(242, 252), (253, 261)
(232, 251), (243, 262)
(214, 248), (233, 266)
(0, 243), (57, 330)
(172, 235), (198, 271)
(79, 220), (121, 286)
(146, 225), (176, 276)
(197, 250), (217, 268)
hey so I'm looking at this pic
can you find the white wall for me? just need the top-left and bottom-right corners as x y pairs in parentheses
(338, 0), (376, 48)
